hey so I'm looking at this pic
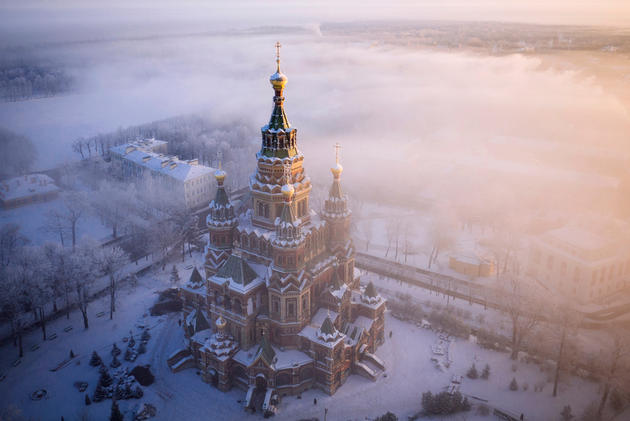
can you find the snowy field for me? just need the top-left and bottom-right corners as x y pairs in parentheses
(0, 196), (110, 246)
(0, 251), (601, 421)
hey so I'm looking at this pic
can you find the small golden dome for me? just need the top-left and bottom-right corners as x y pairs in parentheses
(270, 71), (287, 90)
(214, 168), (226, 183)
(331, 163), (343, 177)
(215, 316), (226, 330)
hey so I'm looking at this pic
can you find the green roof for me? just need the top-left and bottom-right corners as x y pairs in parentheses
(189, 267), (203, 286)
(256, 335), (276, 366)
(331, 267), (343, 290)
(215, 253), (258, 286)
(214, 185), (230, 207)
(320, 316), (336, 336)
(365, 281), (377, 298)
(267, 102), (291, 131)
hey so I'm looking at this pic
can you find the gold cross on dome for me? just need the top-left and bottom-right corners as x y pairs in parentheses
(216, 150), (223, 170)
(275, 42), (282, 71)
(334, 142), (341, 165)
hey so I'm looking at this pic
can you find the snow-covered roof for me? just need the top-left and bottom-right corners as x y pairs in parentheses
(545, 226), (610, 252)
(0, 174), (60, 202)
(110, 142), (214, 182)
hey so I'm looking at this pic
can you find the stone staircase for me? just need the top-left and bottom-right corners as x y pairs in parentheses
(167, 348), (194, 372)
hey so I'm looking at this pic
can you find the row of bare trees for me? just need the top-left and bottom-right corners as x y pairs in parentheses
(0, 225), (128, 358)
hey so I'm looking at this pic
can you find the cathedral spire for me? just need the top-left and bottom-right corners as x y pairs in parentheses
(261, 42), (297, 158)
(330, 143), (344, 199)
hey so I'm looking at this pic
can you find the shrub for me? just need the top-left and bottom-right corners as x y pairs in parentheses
(560, 405), (574, 421)
(374, 412), (398, 421)
(421, 390), (471, 415)
(477, 403), (490, 416)
(89, 351), (103, 367)
(610, 389), (625, 414)
(467, 363), (479, 379)
(509, 377), (519, 391)
(481, 364), (490, 379)
(130, 365), (155, 386)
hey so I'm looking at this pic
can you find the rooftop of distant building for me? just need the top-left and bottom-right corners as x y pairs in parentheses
(0, 174), (60, 202)
(110, 138), (214, 182)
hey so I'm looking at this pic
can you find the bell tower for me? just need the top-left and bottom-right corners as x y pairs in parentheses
(322, 143), (356, 286)
(250, 42), (312, 230)
(205, 164), (238, 276)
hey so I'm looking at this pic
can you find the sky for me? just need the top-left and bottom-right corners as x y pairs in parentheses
(2, 0), (630, 27)
(1, 0), (629, 229)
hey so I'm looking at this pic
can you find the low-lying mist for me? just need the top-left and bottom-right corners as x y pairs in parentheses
(1, 20), (629, 239)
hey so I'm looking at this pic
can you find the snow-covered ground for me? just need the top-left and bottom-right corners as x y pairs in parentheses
(0, 195), (111, 246)
(0, 250), (601, 421)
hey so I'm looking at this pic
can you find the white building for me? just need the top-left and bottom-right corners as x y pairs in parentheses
(526, 225), (630, 302)
(110, 139), (215, 210)
(0, 173), (61, 209)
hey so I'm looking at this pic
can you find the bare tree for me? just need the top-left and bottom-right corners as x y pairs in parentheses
(43, 209), (67, 246)
(0, 223), (27, 267)
(61, 192), (86, 249)
(498, 276), (544, 360)
(95, 245), (128, 320)
(547, 302), (581, 397)
(72, 138), (86, 160)
(70, 243), (98, 329)
(91, 181), (135, 239)
(427, 221), (454, 270)
(597, 327), (630, 417)
(0, 262), (28, 357)
(22, 247), (53, 341)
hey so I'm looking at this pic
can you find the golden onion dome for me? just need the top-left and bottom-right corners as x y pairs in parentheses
(281, 182), (294, 198)
(331, 162), (343, 177)
(215, 316), (227, 330)
(270, 71), (288, 90)
(214, 168), (226, 183)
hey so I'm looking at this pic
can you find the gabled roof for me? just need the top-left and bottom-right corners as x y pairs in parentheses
(188, 267), (204, 288)
(215, 253), (258, 286)
(255, 335), (276, 367)
(320, 316), (336, 336)
(213, 185), (230, 207)
(364, 281), (377, 298)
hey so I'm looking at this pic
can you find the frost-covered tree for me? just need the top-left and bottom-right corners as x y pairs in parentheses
(94, 245), (127, 320)
(170, 265), (180, 285)
(481, 363), (491, 380)
(509, 377), (519, 391)
(597, 328), (630, 417)
(61, 192), (87, 249)
(0, 223), (28, 267)
(496, 277), (543, 360)
(0, 126), (37, 179)
(467, 363), (478, 379)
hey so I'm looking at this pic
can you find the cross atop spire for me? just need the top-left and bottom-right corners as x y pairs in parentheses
(334, 142), (341, 165)
(275, 41), (282, 72)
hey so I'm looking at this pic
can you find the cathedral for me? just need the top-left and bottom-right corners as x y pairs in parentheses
(173, 44), (386, 413)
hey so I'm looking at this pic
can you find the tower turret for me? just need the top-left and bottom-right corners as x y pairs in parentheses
(205, 165), (238, 276)
(251, 43), (312, 230)
(322, 143), (356, 286)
